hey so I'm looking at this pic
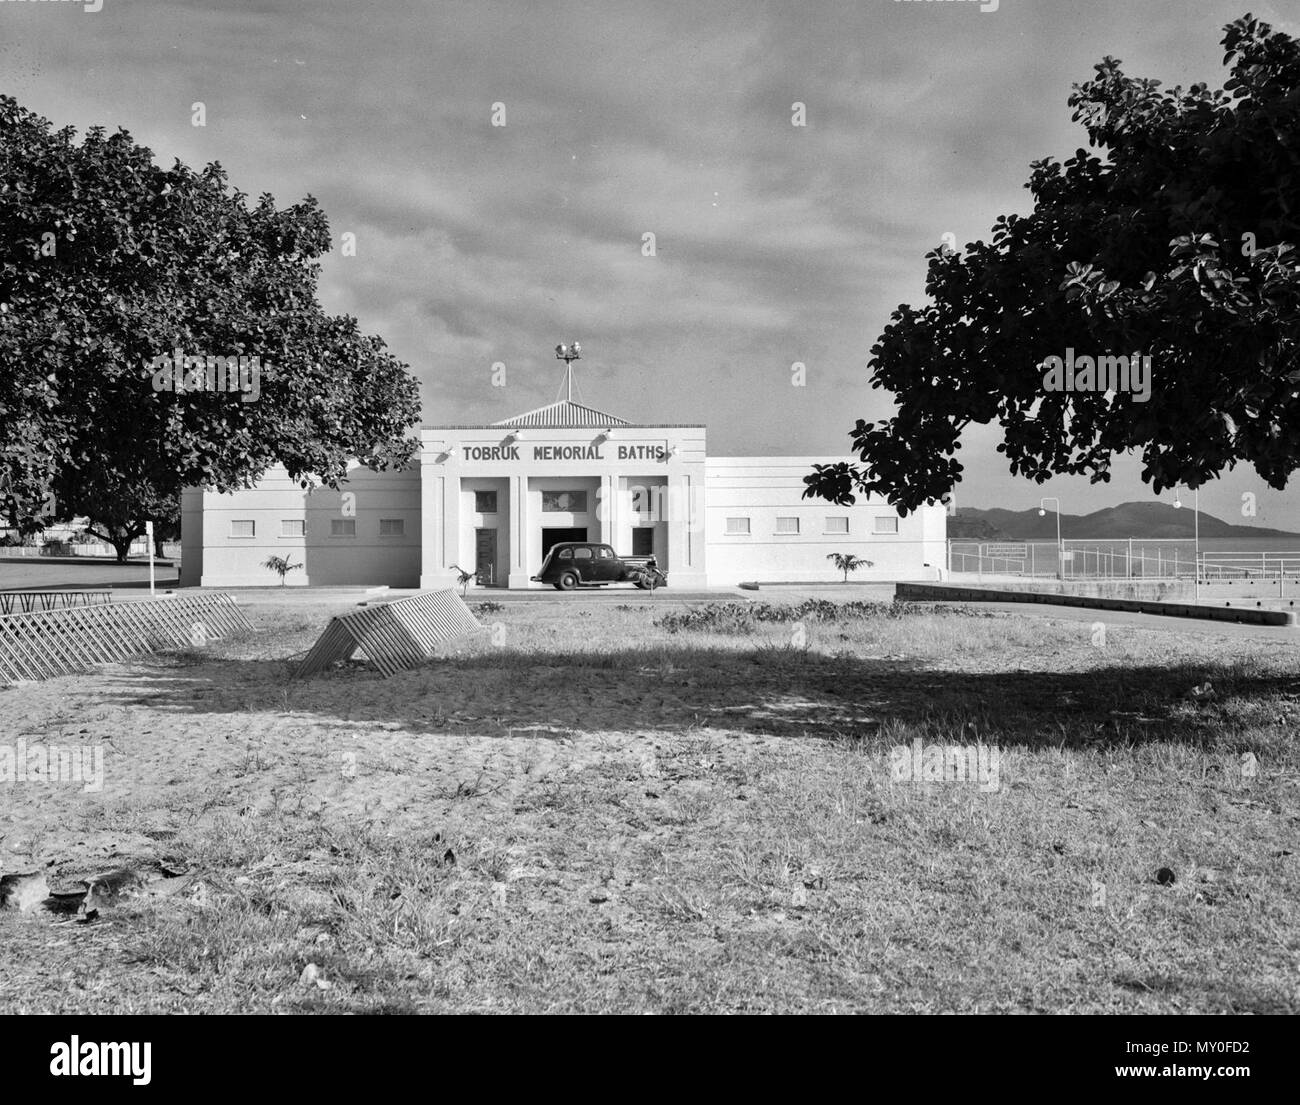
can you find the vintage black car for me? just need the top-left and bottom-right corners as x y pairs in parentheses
(531, 542), (666, 590)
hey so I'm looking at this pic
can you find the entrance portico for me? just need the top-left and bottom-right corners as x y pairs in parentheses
(419, 399), (709, 590)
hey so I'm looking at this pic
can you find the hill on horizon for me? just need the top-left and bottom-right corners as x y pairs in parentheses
(952, 501), (1300, 541)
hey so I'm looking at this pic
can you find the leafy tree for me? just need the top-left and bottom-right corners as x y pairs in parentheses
(0, 95), (420, 560)
(448, 564), (474, 597)
(148, 496), (182, 558)
(826, 553), (871, 582)
(262, 555), (303, 587)
(805, 15), (1300, 516)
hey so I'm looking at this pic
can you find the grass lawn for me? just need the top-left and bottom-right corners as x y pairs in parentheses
(1, 596), (1297, 1013)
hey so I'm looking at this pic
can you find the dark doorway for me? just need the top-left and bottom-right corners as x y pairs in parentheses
(632, 527), (654, 556)
(541, 527), (587, 560)
(475, 528), (498, 586)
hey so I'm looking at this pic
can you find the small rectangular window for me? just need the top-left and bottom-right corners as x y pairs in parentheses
(775, 517), (800, 534)
(825, 516), (849, 534)
(331, 519), (357, 537)
(542, 490), (587, 512)
(280, 519), (305, 538)
(475, 490), (498, 513)
(632, 527), (654, 555)
(573, 547), (593, 560)
(379, 519), (404, 537)
(230, 520), (255, 538)
(725, 517), (751, 535)
(873, 516), (899, 535)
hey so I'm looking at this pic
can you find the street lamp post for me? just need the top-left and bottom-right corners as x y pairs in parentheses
(1039, 497), (1062, 579)
(555, 341), (582, 402)
(1173, 487), (1200, 603)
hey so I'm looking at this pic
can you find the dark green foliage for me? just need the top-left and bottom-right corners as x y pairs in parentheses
(0, 95), (421, 557)
(806, 16), (1300, 515)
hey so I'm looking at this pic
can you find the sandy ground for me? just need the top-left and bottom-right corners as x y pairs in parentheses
(0, 589), (1291, 881)
(0, 596), (814, 886)
(1, 593), (1297, 1013)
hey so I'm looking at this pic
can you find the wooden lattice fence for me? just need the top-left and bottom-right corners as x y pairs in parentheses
(0, 593), (253, 683)
(296, 590), (481, 679)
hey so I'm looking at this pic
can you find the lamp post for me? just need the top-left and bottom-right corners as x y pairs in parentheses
(1173, 487), (1200, 603)
(555, 341), (582, 402)
(944, 491), (954, 579)
(1038, 497), (1062, 579)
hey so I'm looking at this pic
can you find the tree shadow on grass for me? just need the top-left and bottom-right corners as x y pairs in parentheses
(97, 642), (1300, 754)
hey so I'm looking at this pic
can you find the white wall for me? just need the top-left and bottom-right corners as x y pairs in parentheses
(704, 457), (944, 584)
(190, 463), (421, 587)
(184, 443), (943, 589)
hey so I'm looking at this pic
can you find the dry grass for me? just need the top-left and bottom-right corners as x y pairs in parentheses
(0, 597), (1297, 1013)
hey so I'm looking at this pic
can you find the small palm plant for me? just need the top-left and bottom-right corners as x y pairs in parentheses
(448, 564), (474, 597)
(263, 555), (303, 586)
(826, 553), (872, 582)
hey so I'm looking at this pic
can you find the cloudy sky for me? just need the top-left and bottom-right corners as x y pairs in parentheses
(3, 0), (1297, 529)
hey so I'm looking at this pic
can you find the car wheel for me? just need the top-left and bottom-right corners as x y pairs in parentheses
(558, 571), (579, 591)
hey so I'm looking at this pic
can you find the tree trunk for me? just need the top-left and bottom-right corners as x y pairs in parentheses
(111, 534), (134, 563)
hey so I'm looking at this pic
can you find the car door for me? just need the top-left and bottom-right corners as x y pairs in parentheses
(593, 545), (620, 582)
(551, 545), (574, 580)
(571, 545), (596, 582)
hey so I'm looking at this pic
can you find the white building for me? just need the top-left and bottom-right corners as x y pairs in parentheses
(181, 396), (945, 589)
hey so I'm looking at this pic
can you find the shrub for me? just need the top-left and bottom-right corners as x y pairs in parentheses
(655, 599), (982, 633)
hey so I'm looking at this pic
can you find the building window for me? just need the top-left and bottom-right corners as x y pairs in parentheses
(775, 517), (800, 534)
(632, 527), (654, 556)
(379, 519), (405, 537)
(475, 490), (498, 513)
(330, 519), (357, 537)
(280, 519), (305, 538)
(543, 489), (587, 512)
(230, 520), (255, 538)
(873, 516), (900, 535)
(825, 516), (849, 534)
(631, 486), (661, 516)
(726, 517), (751, 535)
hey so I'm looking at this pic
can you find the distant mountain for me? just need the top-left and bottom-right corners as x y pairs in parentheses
(947, 511), (1015, 541)
(953, 502), (1300, 540)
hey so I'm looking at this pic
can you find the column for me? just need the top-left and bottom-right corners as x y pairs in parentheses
(598, 474), (615, 546)
(418, 468), (445, 589)
(507, 474), (530, 589)
(668, 470), (707, 589)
